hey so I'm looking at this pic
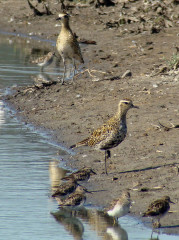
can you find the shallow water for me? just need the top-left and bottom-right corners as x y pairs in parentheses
(0, 33), (178, 240)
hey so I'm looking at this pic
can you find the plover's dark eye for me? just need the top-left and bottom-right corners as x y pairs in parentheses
(124, 102), (128, 105)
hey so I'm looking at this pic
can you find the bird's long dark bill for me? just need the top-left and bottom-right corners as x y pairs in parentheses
(86, 190), (92, 194)
(132, 104), (139, 109)
(56, 17), (61, 21)
(170, 200), (175, 204)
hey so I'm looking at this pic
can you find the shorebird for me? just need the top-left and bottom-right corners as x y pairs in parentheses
(56, 185), (89, 208)
(31, 51), (55, 71)
(70, 99), (139, 174)
(106, 191), (131, 222)
(142, 196), (174, 228)
(51, 177), (79, 197)
(62, 167), (96, 182)
(56, 13), (84, 84)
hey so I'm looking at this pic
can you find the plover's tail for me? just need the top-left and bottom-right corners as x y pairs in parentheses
(70, 138), (89, 149)
(70, 144), (77, 149)
(142, 211), (151, 217)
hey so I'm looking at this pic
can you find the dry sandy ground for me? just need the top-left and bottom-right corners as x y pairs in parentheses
(1, 0), (179, 235)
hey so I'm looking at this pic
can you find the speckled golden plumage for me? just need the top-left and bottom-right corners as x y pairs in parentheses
(56, 13), (84, 84)
(80, 115), (126, 149)
(56, 186), (88, 208)
(51, 177), (79, 197)
(62, 167), (96, 182)
(143, 196), (174, 228)
(70, 99), (139, 174)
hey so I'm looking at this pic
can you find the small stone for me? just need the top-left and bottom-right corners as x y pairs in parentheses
(112, 177), (118, 181)
(153, 83), (158, 88)
(121, 70), (132, 78)
(140, 187), (149, 192)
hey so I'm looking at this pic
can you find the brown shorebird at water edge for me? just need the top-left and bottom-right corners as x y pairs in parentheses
(56, 185), (89, 208)
(61, 167), (96, 182)
(51, 177), (79, 198)
(70, 99), (139, 174)
(31, 52), (55, 71)
(56, 13), (84, 84)
(142, 196), (174, 228)
(106, 191), (131, 222)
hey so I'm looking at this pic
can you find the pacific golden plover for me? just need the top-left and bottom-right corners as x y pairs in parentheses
(62, 167), (96, 182)
(56, 13), (84, 84)
(31, 51), (55, 71)
(142, 196), (174, 228)
(56, 185), (89, 208)
(51, 177), (79, 197)
(70, 99), (139, 174)
(106, 191), (131, 222)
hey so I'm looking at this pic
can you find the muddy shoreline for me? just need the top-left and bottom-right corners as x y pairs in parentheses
(1, 0), (179, 235)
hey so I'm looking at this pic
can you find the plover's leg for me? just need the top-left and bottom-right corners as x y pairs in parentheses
(61, 56), (66, 84)
(40, 66), (44, 72)
(107, 150), (111, 158)
(105, 150), (108, 175)
(151, 229), (154, 239)
(157, 218), (161, 228)
(72, 59), (76, 83)
(104, 150), (111, 174)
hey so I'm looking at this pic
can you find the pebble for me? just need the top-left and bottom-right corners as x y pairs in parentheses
(121, 70), (132, 78)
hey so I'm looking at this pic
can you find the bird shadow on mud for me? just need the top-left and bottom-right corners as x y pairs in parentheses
(116, 162), (179, 175)
(159, 225), (179, 229)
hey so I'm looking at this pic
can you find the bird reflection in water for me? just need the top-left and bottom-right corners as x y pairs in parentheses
(32, 73), (54, 84)
(51, 207), (128, 240)
(51, 208), (84, 240)
(49, 160), (69, 192)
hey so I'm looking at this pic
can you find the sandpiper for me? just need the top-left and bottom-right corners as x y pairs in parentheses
(31, 51), (55, 71)
(51, 177), (79, 197)
(142, 196), (174, 228)
(56, 13), (84, 84)
(106, 191), (131, 222)
(56, 185), (89, 208)
(70, 99), (139, 174)
(62, 167), (96, 182)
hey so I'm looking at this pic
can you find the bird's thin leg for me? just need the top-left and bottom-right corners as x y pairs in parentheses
(151, 219), (155, 238)
(151, 229), (154, 239)
(107, 150), (111, 158)
(61, 56), (66, 84)
(157, 218), (161, 228)
(72, 58), (76, 83)
(104, 150), (111, 174)
(105, 150), (108, 175)
(115, 217), (118, 225)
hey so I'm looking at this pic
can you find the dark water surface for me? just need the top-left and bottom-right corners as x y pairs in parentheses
(0, 34), (178, 240)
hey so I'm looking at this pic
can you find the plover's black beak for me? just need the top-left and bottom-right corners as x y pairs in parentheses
(85, 189), (92, 194)
(132, 104), (139, 109)
(56, 17), (61, 21)
(91, 170), (97, 175)
(169, 199), (175, 204)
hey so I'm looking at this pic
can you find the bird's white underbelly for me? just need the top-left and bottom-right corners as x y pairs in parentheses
(107, 204), (129, 218)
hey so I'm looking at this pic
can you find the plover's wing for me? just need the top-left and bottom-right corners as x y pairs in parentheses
(105, 198), (119, 212)
(88, 118), (117, 146)
(70, 36), (84, 63)
(60, 194), (85, 207)
(52, 184), (75, 197)
(150, 200), (169, 215)
(144, 199), (167, 216)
